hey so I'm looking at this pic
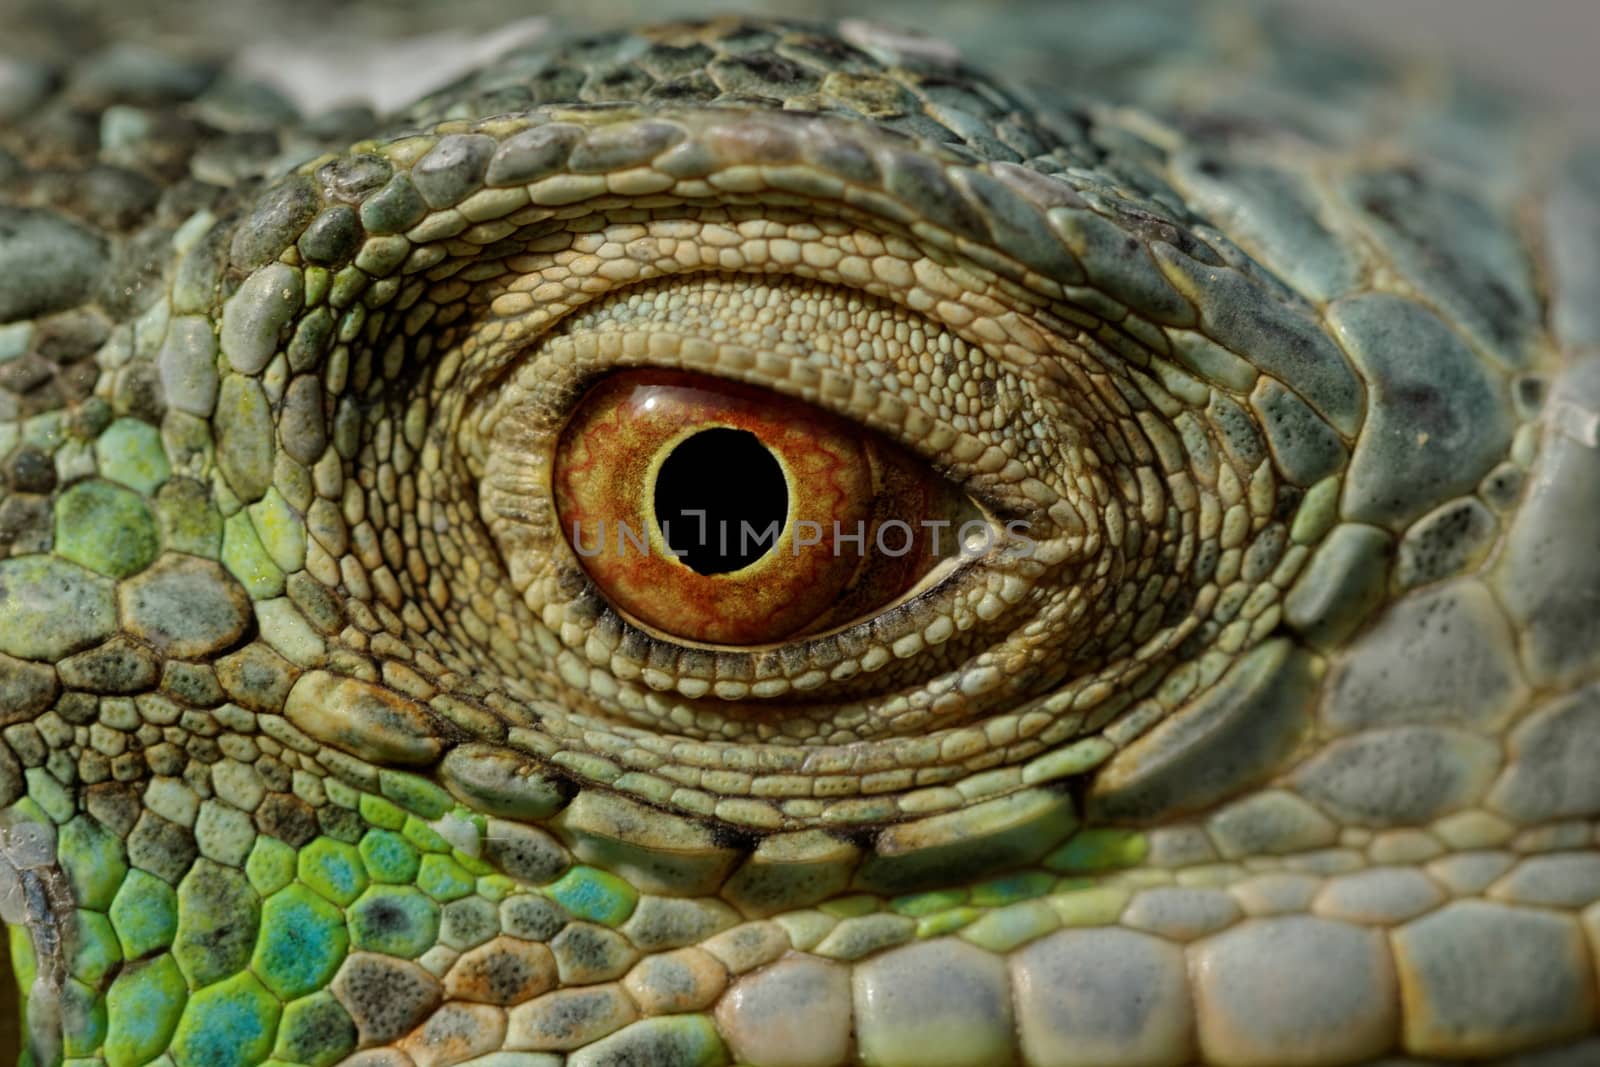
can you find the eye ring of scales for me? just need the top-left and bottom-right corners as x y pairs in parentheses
(0, 3), (1597, 1067)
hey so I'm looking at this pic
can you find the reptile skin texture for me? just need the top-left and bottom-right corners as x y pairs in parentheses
(2, 2), (1599, 1065)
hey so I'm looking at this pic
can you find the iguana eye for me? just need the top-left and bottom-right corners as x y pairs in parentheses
(553, 369), (979, 645)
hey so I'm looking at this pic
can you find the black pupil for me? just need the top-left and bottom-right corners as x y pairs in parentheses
(654, 428), (788, 575)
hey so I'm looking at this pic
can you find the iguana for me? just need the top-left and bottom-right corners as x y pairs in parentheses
(2, 2), (1599, 1065)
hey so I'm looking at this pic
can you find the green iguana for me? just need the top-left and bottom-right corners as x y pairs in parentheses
(2, 2), (1598, 1065)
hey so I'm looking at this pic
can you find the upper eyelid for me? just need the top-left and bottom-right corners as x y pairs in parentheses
(459, 265), (1077, 516)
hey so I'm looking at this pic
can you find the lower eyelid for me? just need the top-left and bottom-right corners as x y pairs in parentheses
(568, 529), (993, 667)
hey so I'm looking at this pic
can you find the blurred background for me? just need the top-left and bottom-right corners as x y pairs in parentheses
(1284, 0), (1598, 129)
(0, 0), (1594, 128)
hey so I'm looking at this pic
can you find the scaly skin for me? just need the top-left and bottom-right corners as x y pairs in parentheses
(3, 3), (1600, 1066)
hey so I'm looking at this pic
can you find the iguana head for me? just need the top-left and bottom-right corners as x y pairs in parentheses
(2, 6), (1598, 1066)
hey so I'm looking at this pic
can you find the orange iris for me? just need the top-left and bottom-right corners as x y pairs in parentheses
(552, 370), (970, 646)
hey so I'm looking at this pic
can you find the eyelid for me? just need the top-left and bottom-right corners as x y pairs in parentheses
(445, 202), (1098, 726)
(464, 269), (1076, 521)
